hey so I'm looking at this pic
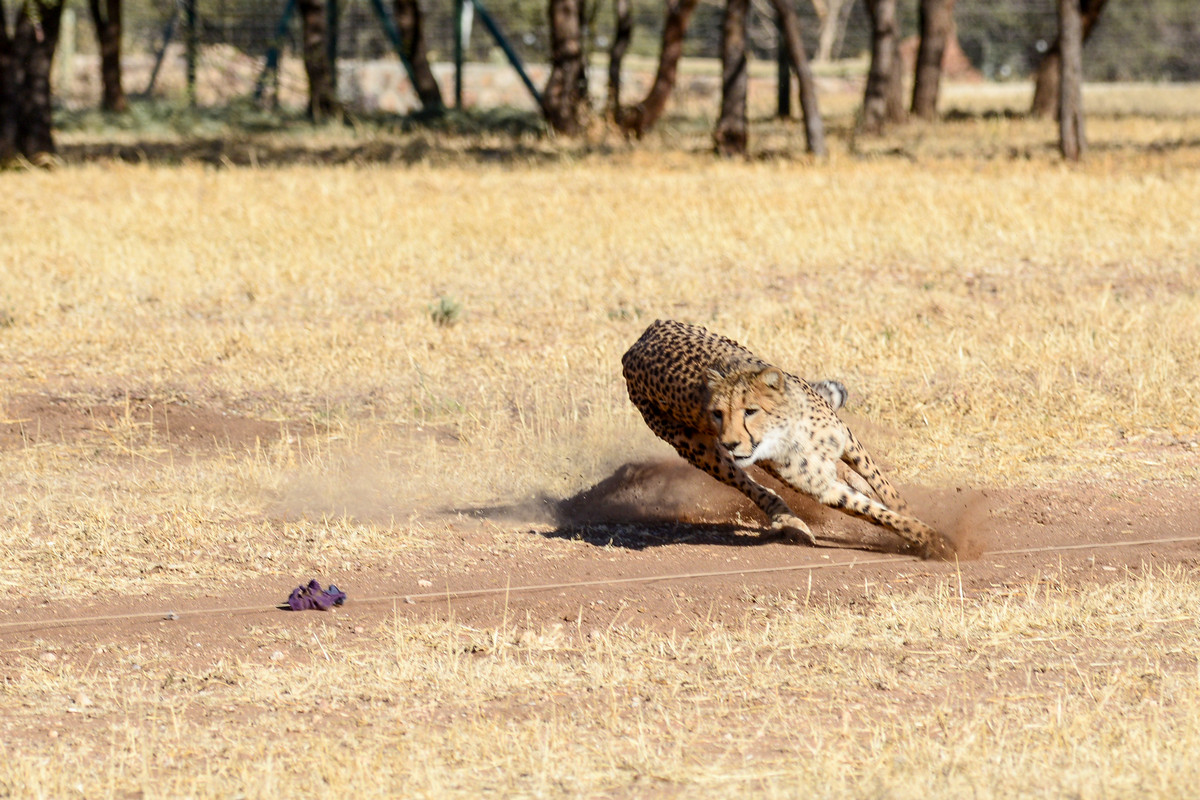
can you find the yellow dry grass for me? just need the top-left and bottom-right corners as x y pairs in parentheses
(6, 138), (1200, 495)
(5, 571), (1200, 797)
(2, 89), (1200, 796)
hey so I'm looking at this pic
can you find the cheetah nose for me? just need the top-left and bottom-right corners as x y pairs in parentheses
(720, 440), (740, 453)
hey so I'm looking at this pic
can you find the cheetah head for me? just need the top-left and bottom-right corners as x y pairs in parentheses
(706, 367), (788, 467)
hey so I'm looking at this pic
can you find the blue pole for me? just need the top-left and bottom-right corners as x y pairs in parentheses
(471, 0), (542, 106)
(326, 0), (340, 94)
(454, 0), (465, 108)
(254, 0), (298, 102)
(366, 0), (423, 97)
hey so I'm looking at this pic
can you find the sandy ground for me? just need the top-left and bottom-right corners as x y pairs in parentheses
(4, 396), (1198, 682)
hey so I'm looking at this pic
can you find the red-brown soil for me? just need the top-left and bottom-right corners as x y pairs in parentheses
(3, 398), (1200, 678)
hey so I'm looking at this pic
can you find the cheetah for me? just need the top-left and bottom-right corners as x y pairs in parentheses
(621, 319), (953, 559)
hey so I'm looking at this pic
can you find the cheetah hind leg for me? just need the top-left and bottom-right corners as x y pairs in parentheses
(806, 462), (951, 559)
(837, 461), (876, 499)
(840, 428), (913, 515)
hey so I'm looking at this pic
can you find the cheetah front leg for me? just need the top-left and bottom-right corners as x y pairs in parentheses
(629, 402), (816, 543)
(674, 428), (816, 544)
(701, 440), (818, 545)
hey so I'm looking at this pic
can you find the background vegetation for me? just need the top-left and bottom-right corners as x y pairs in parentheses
(87, 0), (1200, 80)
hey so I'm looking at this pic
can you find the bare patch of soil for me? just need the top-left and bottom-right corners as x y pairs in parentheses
(4, 442), (1200, 691)
(0, 393), (289, 454)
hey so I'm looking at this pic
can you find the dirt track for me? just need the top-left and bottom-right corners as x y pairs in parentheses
(5, 442), (1199, 668)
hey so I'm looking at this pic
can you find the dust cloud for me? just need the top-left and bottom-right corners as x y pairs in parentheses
(273, 448), (994, 560)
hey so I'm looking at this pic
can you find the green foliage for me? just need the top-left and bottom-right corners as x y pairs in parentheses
(55, 97), (307, 136)
(1086, 0), (1200, 80)
(54, 97), (545, 142)
(956, 0), (1200, 81)
(428, 295), (463, 327)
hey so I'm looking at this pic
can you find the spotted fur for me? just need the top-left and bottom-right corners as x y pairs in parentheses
(621, 319), (952, 559)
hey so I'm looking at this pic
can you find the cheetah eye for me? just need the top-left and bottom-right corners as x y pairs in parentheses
(712, 410), (723, 424)
(744, 406), (760, 418)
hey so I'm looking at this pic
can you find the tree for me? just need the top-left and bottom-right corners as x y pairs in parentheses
(713, 0), (750, 156)
(616, 0), (700, 138)
(1058, 0), (1085, 160)
(394, 0), (443, 111)
(1031, 0), (1107, 118)
(810, 0), (853, 63)
(910, 0), (956, 119)
(606, 0), (633, 119)
(769, 0), (826, 156)
(0, 1), (65, 164)
(87, 0), (126, 112)
(860, 0), (906, 135)
(542, 0), (588, 134)
(297, 0), (340, 121)
(712, 0), (825, 157)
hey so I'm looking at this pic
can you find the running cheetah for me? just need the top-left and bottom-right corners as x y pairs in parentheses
(621, 319), (952, 559)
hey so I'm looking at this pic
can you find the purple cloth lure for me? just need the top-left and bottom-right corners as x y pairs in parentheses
(287, 580), (347, 611)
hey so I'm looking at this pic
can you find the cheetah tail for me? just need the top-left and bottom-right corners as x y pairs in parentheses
(810, 379), (848, 411)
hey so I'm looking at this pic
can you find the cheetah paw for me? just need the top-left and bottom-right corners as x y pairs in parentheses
(918, 532), (957, 561)
(770, 514), (817, 546)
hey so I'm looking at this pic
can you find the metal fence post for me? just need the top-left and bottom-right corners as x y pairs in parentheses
(454, 0), (465, 108)
(776, 12), (790, 118)
(185, 0), (197, 106)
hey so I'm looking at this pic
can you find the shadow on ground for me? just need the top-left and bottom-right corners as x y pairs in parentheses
(53, 101), (571, 166)
(452, 459), (941, 556)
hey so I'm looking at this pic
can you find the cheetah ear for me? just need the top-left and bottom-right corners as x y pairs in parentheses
(756, 367), (786, 392)
(706, 368), (725, 389)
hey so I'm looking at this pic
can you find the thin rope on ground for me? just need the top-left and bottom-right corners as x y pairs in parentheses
(2, 533), (1200, 635)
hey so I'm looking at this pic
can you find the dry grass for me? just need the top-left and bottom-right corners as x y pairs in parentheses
(4, 570), (1200, 797)
(6, 140), (1200, 494)
(2, 85), (1200, 796)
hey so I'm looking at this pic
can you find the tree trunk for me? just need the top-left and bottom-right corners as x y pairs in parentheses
(297, 0), (340, 121)
(713, 0), (749, 156)
(1058, 0), (1084, 161)
(768, 0), (825, 156)
(394, 0), (443, 111)
(882, 21), (905, 123)
(0, 9), (14, 163)
(542, 0), (587, 134)
(0, 1), (64, 163)
(606, 0), (632, 119)
(811, 0), (851, 64)
(860, 0), (905, 135)
(87, 0), (126, 112)
(1031, 0), (1106, 119)
(616, 0), (699, 138)
(910, 0), (956, 119)
(1031, 53), (1061, 119)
